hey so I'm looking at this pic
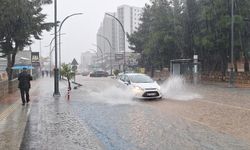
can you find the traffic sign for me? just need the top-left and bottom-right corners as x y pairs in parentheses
(72, 65), (77, 71)
(71, 58), (78, 66)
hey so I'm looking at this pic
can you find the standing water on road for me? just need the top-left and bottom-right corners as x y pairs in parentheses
(92, 86), (136, 105)
(161, 76), (202, 101)
(75, 77), (137, 105)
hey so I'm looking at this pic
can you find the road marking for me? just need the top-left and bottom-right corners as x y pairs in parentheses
(0, 102), (19, 121)
(195, 99), (250, 111)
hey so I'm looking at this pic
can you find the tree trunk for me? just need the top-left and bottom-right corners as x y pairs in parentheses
(7, 54), (12, 80)
(6, 42), (18, 80)
(244, 52), (249, 72)
(67, 78), (71, 91)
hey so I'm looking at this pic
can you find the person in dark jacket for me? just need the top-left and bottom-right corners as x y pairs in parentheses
(18, 67), (33, 105)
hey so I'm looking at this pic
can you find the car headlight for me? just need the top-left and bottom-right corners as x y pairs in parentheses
(133, 86), (144, 93)
(157, 86), (161, 91)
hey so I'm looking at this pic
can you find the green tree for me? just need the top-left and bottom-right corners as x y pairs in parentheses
(60, 64), (74, 90)
(128, 0), (185, 74)
(0, 0), (53, 80)
(128, 0), (250, 75)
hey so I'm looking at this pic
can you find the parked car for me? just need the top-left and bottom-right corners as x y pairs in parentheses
(81, 71), (90, 76)
(118, 73), (162, 99)
(89, 70), (109, 77)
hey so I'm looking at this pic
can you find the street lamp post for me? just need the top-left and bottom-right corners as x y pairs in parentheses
(97, 34), (113, 75)
(59, 13), (83, 80)
(53, 0), (60, 96)
(229, 0), (234, 87)
(105, 13), (126, 73)
(92, 44), (104, 70)
(46, 33), (65, 77)
(89, 49), (99, 57)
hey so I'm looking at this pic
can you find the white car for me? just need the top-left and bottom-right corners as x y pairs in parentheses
(118, 73), (162, 99)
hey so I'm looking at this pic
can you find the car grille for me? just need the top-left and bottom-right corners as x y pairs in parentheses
(143, 91), (159, 97)
(145, 88), (157, 91)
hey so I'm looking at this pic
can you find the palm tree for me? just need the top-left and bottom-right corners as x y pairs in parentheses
(60, 64), (74, 91)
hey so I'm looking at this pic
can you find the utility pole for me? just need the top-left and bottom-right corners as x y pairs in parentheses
(53, 0), (60, 96)
(105, 13), (126, 73)
(59, 13), (83, 80)
(97, 34), (113, 75)
(229, 0), (234, 87)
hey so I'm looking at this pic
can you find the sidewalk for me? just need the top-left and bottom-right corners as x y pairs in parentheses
(200, 80), (250, 88)
(0, 77), (102, 150)
(0, 78), (42, 149)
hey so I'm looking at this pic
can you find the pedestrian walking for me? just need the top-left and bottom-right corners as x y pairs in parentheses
(18, 67), (33, 105)
(45, 70), (49, 77)
(42, 70), (45, 77)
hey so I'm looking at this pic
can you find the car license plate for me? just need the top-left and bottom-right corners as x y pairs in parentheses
(147, 93), (156, 96)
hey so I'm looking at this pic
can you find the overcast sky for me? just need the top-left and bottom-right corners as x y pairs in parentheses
(31, 0), (150, 64)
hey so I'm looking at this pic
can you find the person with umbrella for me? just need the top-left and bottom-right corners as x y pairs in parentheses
(18, 67), (33, 105)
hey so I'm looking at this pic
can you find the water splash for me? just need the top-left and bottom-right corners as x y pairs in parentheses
(161, 76), (201, 101)
(89, 86), (137, 105)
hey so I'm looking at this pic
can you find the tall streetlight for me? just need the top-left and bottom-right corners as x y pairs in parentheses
(59, 13), (83, 80)
(89, 49), (99, 57)
(46, 33), (66, 77)
(105, 13), (126, 73)
(229, 0), (234, 87)
(97, 34), (113, 75)
(53, 0), (60, 96)
(92, 44), (104, 70)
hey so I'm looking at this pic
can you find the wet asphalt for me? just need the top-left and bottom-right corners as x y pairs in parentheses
(19, 76), (250, 150)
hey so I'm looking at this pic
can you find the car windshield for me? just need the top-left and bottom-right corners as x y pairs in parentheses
(129, 75), (154, 83)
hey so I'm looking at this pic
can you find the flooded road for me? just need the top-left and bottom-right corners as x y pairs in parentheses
(68, 76), (250, 150)
(20, 76), (250, 150)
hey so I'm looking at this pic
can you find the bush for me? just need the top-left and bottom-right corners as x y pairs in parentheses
(113, 69), (120, 76)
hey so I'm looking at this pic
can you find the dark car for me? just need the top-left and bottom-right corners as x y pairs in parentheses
(89, 71), (109, 77)
(81, 71), (90, 76)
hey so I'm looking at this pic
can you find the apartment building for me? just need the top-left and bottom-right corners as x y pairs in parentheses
(117, 5), (143, 52)
(96, 5), (143, 71)
(80, 51), (95, 72)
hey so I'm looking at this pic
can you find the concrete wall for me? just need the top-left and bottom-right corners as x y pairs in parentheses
(8, 79), (18, 94)
(0, 79), (19, 100)
(0, 80), (9, 99)
(201, 72), (250, 85)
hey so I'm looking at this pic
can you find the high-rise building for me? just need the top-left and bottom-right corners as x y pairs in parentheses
(80, 51), (95, 72)
(97, 13), (118, 54)
(117, 5), (143, 52)
(96, 5), (143, 71)
(97, 12), (119, 70)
